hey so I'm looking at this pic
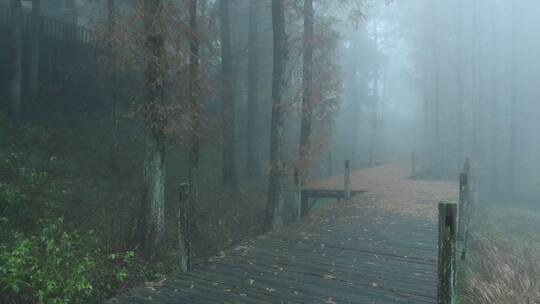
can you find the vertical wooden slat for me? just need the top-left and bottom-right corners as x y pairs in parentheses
(457, 172), (467, 241)
(294, 168), (302, 221)
(327, 152), (332, 177)
(411, 151), (416, 177)
(344, 160), (351, 200)
(438, 201), (457, 304)
(300, 191), (309, 217)
(178, 183), (191, 272)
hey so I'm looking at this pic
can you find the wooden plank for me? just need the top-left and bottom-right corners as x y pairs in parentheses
(111, 206), (437, 304)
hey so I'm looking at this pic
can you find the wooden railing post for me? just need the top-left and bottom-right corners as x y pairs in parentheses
(294, 168), (302, 221)
(178, 183), (191, 272)
(438, 201), (457, 304)
(328, 152), (332, 177)
(344, 160), (351, 200)
(461, 159), (473, 260)
(411, 151), (416, 177)
(300, 192), (308, 218)
(457, 172), (468, 242)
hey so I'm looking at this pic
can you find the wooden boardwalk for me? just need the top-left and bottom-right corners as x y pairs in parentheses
(110, 162), (456, 304)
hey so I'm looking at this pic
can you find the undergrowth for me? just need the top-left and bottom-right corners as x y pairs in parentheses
(0, 111), (268, 303)
(460, 203), (540, 304)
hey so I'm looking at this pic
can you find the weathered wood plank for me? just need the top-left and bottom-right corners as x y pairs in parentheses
(111, 207), (438, 304)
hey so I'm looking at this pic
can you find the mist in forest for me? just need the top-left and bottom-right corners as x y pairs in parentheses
(1, 0), (539, 303)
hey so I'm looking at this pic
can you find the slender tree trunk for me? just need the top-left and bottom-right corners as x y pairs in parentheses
(10, 0), (23, 119)
(471, 0), (479, 168)
(299, 0), (313, 162)
(219, 0), (237, 187)
(350, 42), (360, 167)
(430, 1), (441, 176)
(509, 0), (518, 194)
(489, 6), (498, 193)
(188, 0), (200, 182)
(246, 0), (259, 177)
(143, 0), (166, 260)
(106, 0), (119, 167)
(29, 0), (41, 99)
(456, 0), (464, 165)
(265, 0), (287, 232)
(369, 19), (379, 165)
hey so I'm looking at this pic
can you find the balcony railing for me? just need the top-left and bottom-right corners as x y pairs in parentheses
(0, 5), (96, 45)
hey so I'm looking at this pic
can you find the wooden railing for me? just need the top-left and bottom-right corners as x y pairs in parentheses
(0, 5), (96, 44)
(438, 158), (477, 304)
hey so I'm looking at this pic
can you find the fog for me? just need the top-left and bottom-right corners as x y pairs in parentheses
(1, 0), (539, 303)
(329, 0), (540, 201)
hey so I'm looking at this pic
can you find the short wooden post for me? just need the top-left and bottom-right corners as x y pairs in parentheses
(411, 151), (416, 177)
(300, 192), (309, 217)
(438, 201), (457, 304)
(294, 168), (301, 221)
(457, 172), (468, 241)
(463, 158), (471, 175)
(344, 160), (351, 200)
(178, 183), (191, 272)
(328, 153), (332, 177)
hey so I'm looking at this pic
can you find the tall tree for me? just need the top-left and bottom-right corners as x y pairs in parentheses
(246, 0), (259, 177)
(29, 0), (41, 99)
(143, 0), (166, 260)
(456, 0), (464, 165)
(265, 0), (287, 232)
(369, 18), (379, 165)
(106, 0), (119, 166)
(430, 0), (441, 176)
(508, 0), (518, 194)
(188, 0), (200, 183)
(471, 0), (479, 169)
(489, 5), (498, 192)
(10, 0), (23, 119)
(219, 0), (237, 187)
(299, 0), (313, 163)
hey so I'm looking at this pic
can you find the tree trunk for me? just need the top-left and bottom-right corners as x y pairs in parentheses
(219, 0), (237, 187)
(29, 0), (41, 99)
(143, 0), (166, 260)
(10, 0), (23, 119)
(509, 0), (518, 194)
(489, 6), (498, 193)
(369, 19), (379, 166)
(350, 41), (360, 167)
(299, 0), (313, 162)
(106, 0), (119, 167)
(265, 0), (287, 232)
(188, 0), (200, 183)
(471, 0), (479, 172)
(430, 1), (441, 176)
(456, 0), (464, 166)
(246, 0), (259, 177)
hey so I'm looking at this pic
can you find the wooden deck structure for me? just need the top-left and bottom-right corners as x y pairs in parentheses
(110, 200), (437, 303)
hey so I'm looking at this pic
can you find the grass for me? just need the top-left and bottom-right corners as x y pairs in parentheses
(459, 201), (540, 303)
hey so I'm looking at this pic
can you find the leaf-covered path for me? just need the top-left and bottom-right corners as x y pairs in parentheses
(110, 162), (457, 303)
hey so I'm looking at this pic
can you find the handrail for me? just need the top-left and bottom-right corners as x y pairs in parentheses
(437, 158), (477, 304)
(0, 5), (96, 45)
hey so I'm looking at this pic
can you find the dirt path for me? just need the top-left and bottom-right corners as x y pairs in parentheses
(308, 161), (458, 220)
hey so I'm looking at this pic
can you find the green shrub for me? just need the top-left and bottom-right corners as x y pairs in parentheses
(0, 218), (140, 304)
(0, 183), (32, 225)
